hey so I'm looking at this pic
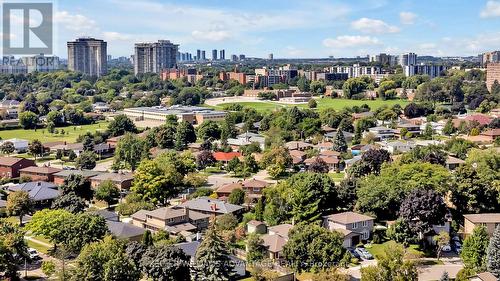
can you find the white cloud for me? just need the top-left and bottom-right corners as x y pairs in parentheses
(102, 31), (132, 41)
(323, 35), (380, 48)
(351, 18), (400, 34)
(54, 11), (97, 32)
(480, 1), (500, 18)
(399, 12), (417, 25)
(191, 30), (232, 42)
(285, 46), (305, 57)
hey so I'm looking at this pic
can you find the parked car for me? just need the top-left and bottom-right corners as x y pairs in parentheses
(355, 247), (373, 260)
(348, 247), (361, 259)
(28, 248), (40, 260)
(441, 244), (452, 252)
(453, 241), (462, 254)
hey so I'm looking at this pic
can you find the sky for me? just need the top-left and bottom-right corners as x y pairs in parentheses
(41, 0), (500, 58)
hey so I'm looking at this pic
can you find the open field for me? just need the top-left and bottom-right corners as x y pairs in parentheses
(0, 121), (109, 143)
(208, 98), (409, 112)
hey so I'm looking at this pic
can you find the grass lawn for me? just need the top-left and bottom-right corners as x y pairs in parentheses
(25, 239), (51, 254)
(0, 121), (109, 143)
(367, 241), (428, 259)
(329, 172), (345, 181)
(210, 98), (409, 112)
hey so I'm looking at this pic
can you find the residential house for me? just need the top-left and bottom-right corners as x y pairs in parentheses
(0, 157), (36, 178)
(323, 211), (375, 248)
(284, 141), (313, 151)
(92, 102), (111, 112)
(324, 131), (354, 143)
(106, 221), (145, 241)
(212, 152), (242, 163)
(131, 206), (210, 235)
(381, 141), (415, 154)
(0, 139), (29, 152)
(0, 100), (20, 119)
(304, 156), (341, 172)
(445, 156), (465, 170)
(289, 150), (306, 165)
(260, 224), (293, 260)
(463, 213), (500, 237)
(90, 172), (134, 190)
(175, 241), (246, 277)
(480, 129), (500, 142)
(52, 170), (102, 185)
(366, 126), (395, 140)
(396, 123), (421, 138)
(227, 132), (266, 151)
(178, 197), (244, 216)
(7, 181), (59, 207)
(50, 142), (115, 157)
(241, 178), (269, 200)
(247, 220), (267, 234)
(19, 166), (62, 182)
(215, 182), (242, 198)
(470, 272), (498, 281)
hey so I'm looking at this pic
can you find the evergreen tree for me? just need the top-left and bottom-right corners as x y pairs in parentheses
(254, 197), (264, 221)
(142, 230), (153, 247)
(442, 119), (455, 136)
(332, 130), (348, 153)
(192, 222), (235, 280)
(352, 125), (362, 145)
(461, 226), (489, 273)
(175, 121), (196, 151)
(487, 225), (500, 277)
(423, 123), (434, 140)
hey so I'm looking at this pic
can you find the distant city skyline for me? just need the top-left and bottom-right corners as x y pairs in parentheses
(47, 0), (500, 58)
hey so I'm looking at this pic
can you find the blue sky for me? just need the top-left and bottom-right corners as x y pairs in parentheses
(50, 0), (500, 58)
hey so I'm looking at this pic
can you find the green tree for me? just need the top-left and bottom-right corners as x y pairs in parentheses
(461, 226), (489, 273)
(75, 151), (97, 170)
(227, 188), (245, 205)
(434, 231), (450, 260)
(0, 221), (28, 279)
(308, 99), (317, 109)
(139, 244), (191, 281)
(246, 234), (266, 262)
(107, 114), (137, 137)
(6, 190), (33, 225)
(423, 123), (434, 140)
(51, 192), (87, 213)
(175, 121), (196, 150)
(352, 125), (362, 145)
(192, 222), (235, 280)
(282, 223), (345, 272)
(61, 174), (93, 200)
(197, 120), (221, 141)
(142, 230), (153, 247)
(73, 236), (140, 281)
(95, 180), (120, 207)
(442, 119), (455, 136)
(360, 241), (417, 281)
(0, 141), (15, 155)
(216, 214), (238, 231)
(113, 133), (149, 171)
(28, 139), (44, 160)
(386, 219), (414, 246)
(332, 130), (348, 153)
(68, 150), (77, 161)
(487, 226), (500, 277)
(19, 111), (39, 129)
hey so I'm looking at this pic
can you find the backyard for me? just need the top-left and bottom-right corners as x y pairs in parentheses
(0, 121), (110, 143)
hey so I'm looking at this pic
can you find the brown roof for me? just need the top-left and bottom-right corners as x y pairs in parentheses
(315, 142), (333, 149)
(481, 128), (500, 137)
(0, 157), (30, 166)
(324, 211), (374, 224)
(147, 207), (187, 220)
(242, 179), (269, 188)
(90, 172), (134, 183)
(268, 224), (293, 239)
(247, 220), (265, 227)
(20, 166), (62, 174)
(476, 272), (498, 281)
(289, 150), (306, 158)
(446, 155), (465, 165)
(304, 156), (339, 165)
(292, 156), (303, 165)
(464, 213), (500, 224)
(216, 182), (242, 194)
(320, 150), (341, 157)
(261, 234), (287, 253)
(42, 141), (66, 148)
(285, 141), (313, 150)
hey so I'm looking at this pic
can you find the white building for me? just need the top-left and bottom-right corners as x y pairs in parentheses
(0, 138), (29, 152)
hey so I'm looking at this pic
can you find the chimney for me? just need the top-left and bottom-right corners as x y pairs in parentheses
(210, 203), (217, 211)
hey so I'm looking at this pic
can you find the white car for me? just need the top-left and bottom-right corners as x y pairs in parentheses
(441, 244), (452, 252)
(28, 248), (40, 260)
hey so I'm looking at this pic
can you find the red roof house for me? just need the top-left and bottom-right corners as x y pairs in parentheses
(212, 152), (242, 162)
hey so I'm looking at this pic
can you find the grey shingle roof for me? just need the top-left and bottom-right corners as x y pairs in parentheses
(9, 182), (59, 201)
(106, 221), (145, 239)
(53, 170), (102, 178)
(178, 197), (244, 214)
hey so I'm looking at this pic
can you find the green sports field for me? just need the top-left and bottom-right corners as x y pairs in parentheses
(211, 98), (409, 112)
(0, 121), (109, 143)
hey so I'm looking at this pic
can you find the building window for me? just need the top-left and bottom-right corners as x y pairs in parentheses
(352, 222), (358, 229)
(362, 230), (370, 240)
(362, 221), (368, 227)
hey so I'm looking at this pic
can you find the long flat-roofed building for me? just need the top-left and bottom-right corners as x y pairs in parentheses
(124, 105), (226, 125)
